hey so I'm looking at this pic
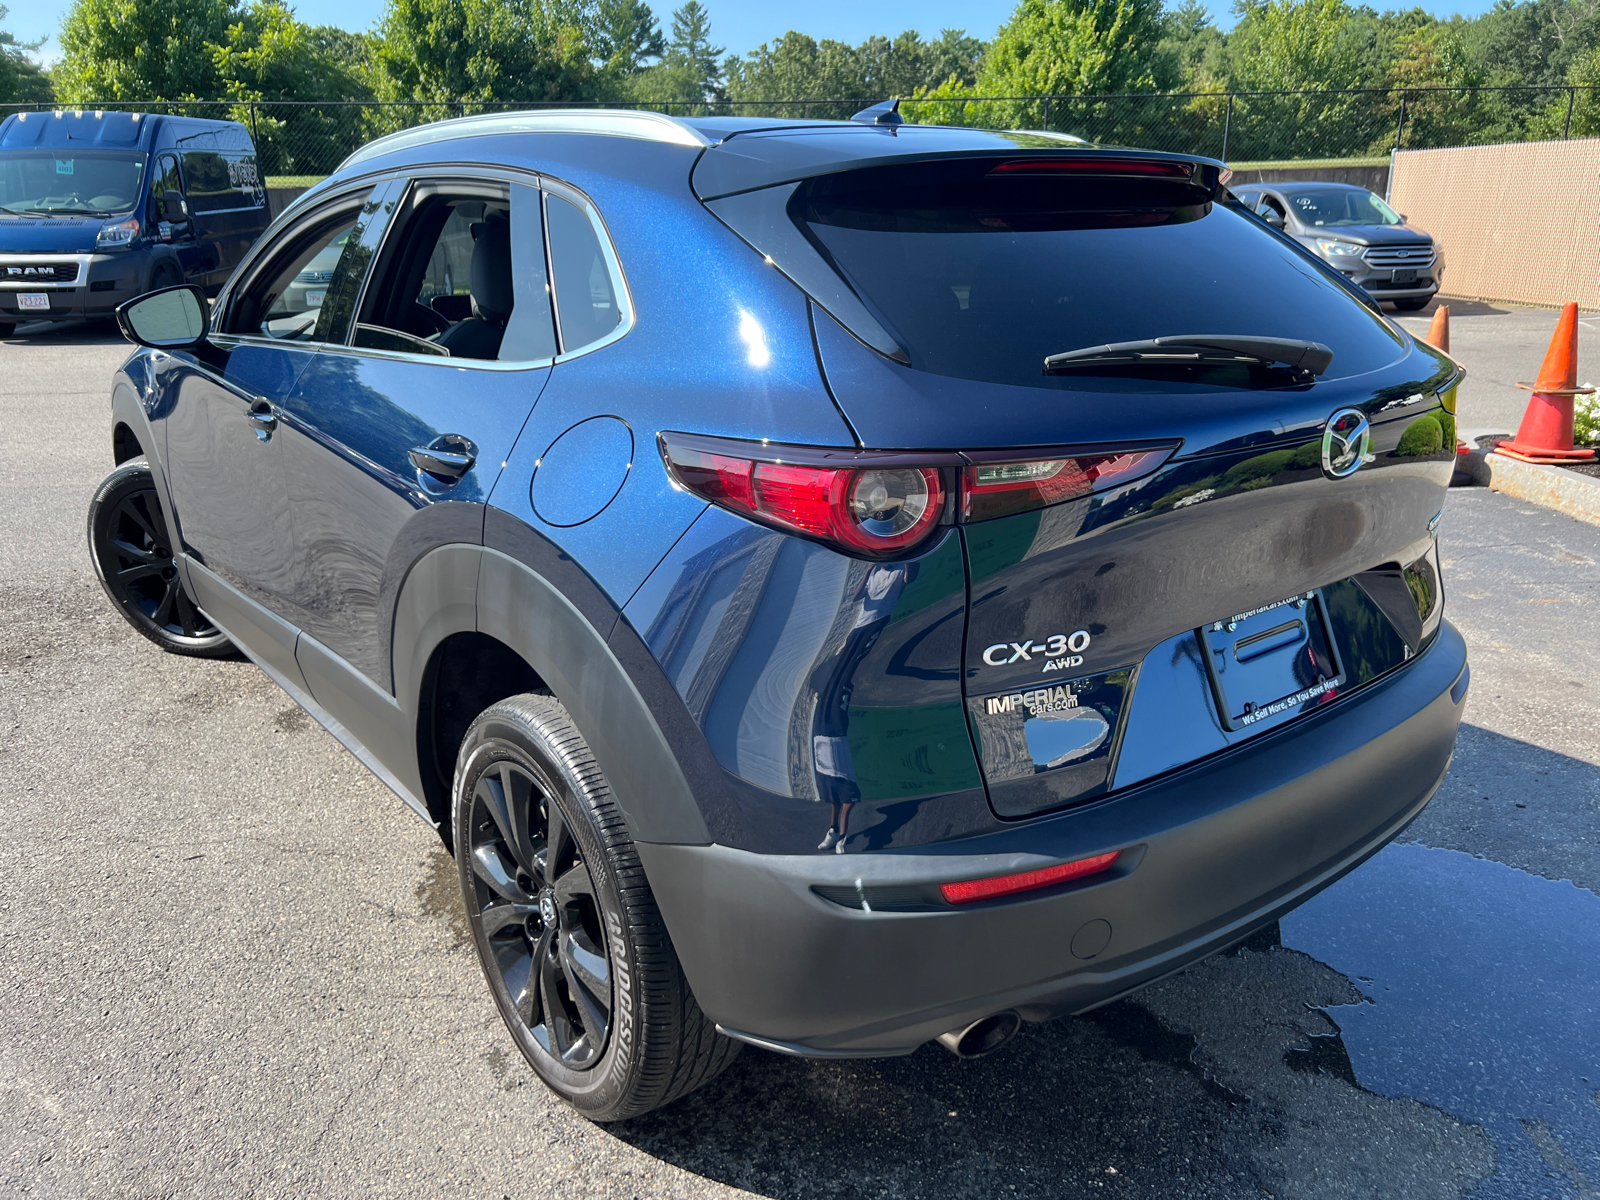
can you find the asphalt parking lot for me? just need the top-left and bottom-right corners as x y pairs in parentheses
(2, 307), (1597, 1199)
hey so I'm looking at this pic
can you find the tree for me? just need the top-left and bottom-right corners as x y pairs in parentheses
(0, 5), (53, 103)
(593, 0), (664, 74)
(211, 1), (374, 175)
(911, 0), (1174, 132)
(369, 0), (602, 108)
(56, 0), (238, 101)
(627, 2), (723, 111)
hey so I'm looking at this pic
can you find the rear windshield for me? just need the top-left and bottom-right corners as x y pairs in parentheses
(798, 160), (1405, 389)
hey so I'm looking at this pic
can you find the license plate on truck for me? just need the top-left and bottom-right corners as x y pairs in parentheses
(17, 293), (49, 311)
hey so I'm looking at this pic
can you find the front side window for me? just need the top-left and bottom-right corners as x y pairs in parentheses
(0, 150), (146, 216)
(224, 190), (375, 342)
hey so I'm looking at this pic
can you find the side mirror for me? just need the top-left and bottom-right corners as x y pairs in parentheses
(161, 190), (188, 222)
(116, 284), (209, 349)
(1264, 211), (1286, 228)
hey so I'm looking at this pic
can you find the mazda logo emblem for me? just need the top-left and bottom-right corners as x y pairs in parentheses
(1322, 408), (1372, 478)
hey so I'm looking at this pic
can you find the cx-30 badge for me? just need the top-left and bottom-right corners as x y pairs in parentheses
(982, 631), (1091, 673)
(1322, 408), (1372, 479)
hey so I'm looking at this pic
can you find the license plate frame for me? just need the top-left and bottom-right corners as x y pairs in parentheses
(16, 292), (49, 312)
(305, 290), (326, 308)
(1198, 590), (1345, 732)
(1391, 268), (1418, 284)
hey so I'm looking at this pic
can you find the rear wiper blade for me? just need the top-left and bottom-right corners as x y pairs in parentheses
(1044, 335), (1334, 377)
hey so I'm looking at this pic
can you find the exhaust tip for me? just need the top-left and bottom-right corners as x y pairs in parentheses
(936, 1010), (1022, 1059)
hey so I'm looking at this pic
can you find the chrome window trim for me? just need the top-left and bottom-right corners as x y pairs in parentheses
(540, 174), (635, 365)
(214, 163), (634, 369)
(213, 183), (384, 348)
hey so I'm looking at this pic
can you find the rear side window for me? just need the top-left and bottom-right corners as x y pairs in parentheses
(798, 159), (1404, 389)
(547, 194), (620, 353)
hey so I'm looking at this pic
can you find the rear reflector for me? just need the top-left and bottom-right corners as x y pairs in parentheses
(939, 851), (1120, 904)
(988, 158), (1195, 179)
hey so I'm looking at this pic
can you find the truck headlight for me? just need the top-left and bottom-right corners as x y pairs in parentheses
(96, 218), (141, 248)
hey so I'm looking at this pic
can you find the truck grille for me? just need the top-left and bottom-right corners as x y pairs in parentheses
(2, 262), (79, 283)
(1364, 245), (1435, 269)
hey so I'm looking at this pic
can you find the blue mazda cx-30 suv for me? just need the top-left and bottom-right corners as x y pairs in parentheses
(90, 107), (1469, 1120)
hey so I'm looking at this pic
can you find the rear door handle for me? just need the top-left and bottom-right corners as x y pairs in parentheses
(409, 435), (478, 483)
(245, 400), (277, 441)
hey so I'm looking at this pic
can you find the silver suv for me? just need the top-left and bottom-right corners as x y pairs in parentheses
(1233, 181), (1442, 311)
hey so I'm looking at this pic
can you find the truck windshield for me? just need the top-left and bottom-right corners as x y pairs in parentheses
(799, 159), (1405, 389)
(0, 151), (147, 216)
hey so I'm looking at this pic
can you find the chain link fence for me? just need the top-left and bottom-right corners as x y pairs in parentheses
(3, 86), (1596, 190)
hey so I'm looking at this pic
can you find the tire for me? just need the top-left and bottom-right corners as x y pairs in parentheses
(87, 459), (233, 657)
(453, 695), (739, 1121)
(1393, 296), (1430, 311)
(150, 263), (184, 290)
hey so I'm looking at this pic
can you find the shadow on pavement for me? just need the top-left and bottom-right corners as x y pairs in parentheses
(610, 933), (1494, 1200)
(4, 318), (125, 346)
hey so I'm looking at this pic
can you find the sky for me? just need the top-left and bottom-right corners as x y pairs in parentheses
(10, 0), (1507, 69)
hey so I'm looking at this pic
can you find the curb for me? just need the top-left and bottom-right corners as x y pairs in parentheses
(1474, 447), (1600, 529)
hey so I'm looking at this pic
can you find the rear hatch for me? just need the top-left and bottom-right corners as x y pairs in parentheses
(698, 129), (1460, 819)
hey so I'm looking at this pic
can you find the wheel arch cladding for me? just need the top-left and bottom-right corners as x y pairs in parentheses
(395, 546), (710, 845)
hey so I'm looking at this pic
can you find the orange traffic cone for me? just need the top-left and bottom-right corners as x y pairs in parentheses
(1423, 304), (1450, 353)
(1495, 302), (1597, 463)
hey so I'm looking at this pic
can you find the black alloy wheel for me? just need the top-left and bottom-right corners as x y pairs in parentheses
(465, 757), (613, 1068)
(454, 695), (739, 1120)
(87, 460), (233, 657)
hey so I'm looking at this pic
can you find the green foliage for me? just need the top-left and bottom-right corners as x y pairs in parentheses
(1574, 390), (1600, 447)
(625, 2), (723, 110)
(212, 2), (374, 174)
(57, 0), (239, 101)
(1395, 414), (1445, 456)
(593, 0), (665, 74)
(723, 27), (984, 119)
(914, 0), (1174, 132)
(0, 5), (53, 103)
(369, 0), (601, 108)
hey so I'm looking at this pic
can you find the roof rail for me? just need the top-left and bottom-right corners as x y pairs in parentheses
(340, 108), (713, 171)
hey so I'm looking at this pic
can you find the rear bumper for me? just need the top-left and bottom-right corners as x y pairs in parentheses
(639, 620), (1468, 1056)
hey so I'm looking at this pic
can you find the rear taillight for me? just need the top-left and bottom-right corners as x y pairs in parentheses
(962, 450), (1171, 522)
(660, 434), (1173, 558)
(661, 435), (948, 557)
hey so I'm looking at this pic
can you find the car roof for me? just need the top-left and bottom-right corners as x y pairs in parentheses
(337, 108), (1227, 200)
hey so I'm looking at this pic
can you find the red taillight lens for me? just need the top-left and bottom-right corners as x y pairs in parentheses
(662, 436), (946, 557)
(963, 450), (1170, 521)
(662, 434), (1173, 554)
(939, 851), (1120, 905)
(988, 157), (1195, 179)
